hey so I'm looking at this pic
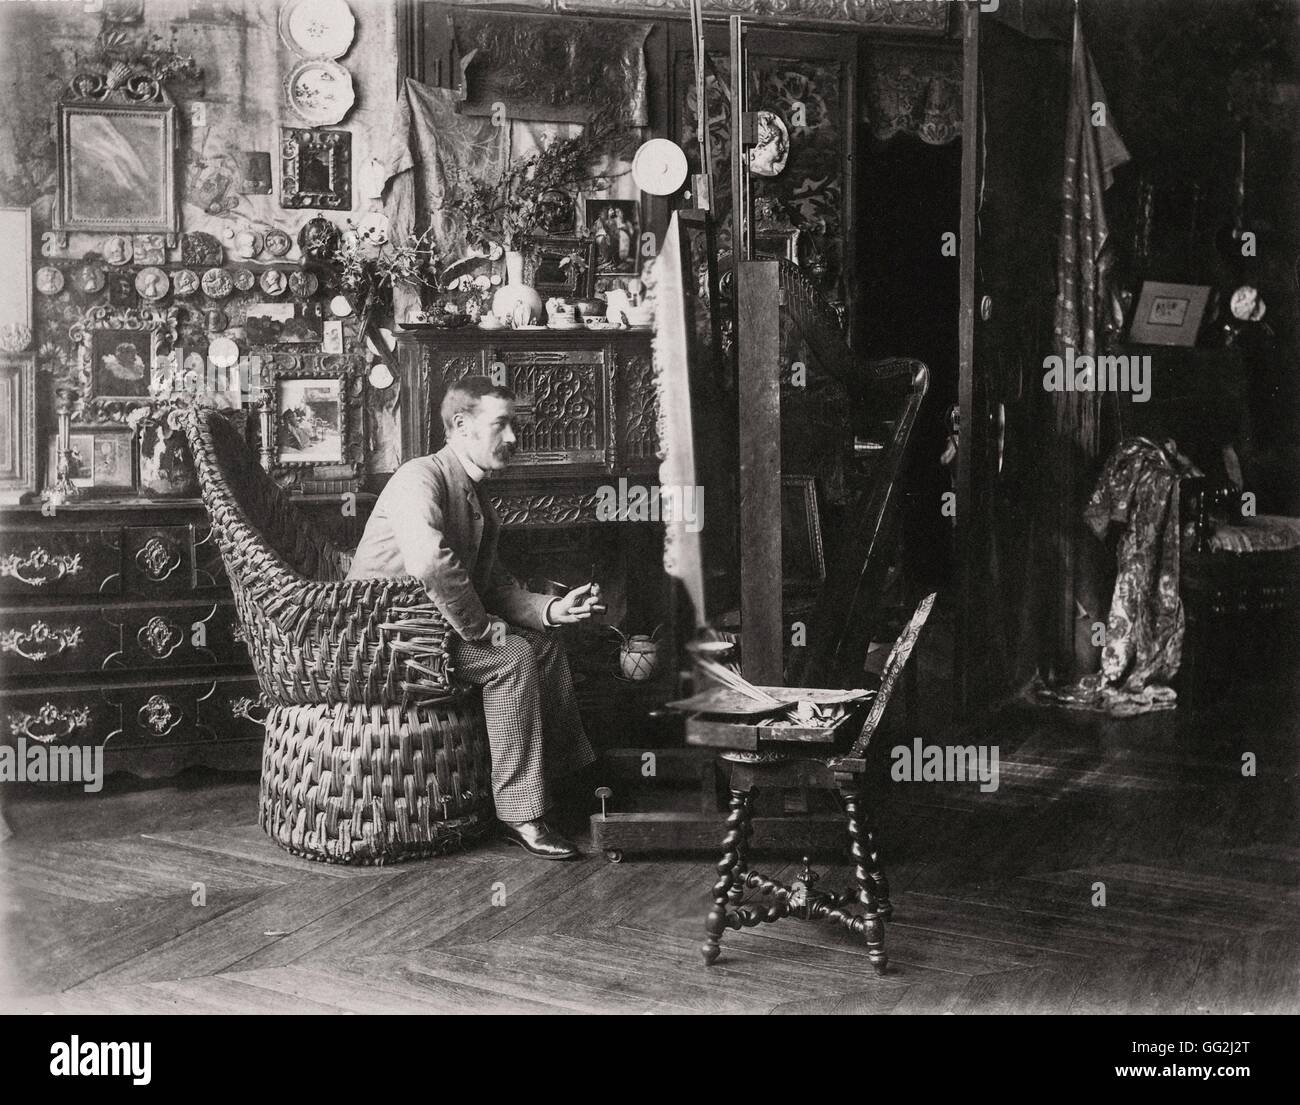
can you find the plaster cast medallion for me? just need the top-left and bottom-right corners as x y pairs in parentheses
(102, 235), (133, 266)
(134, 266), (170, 301)
(289, 270), (318, 298)
(36, 266), (65, 296)
(172, 268), (200, 298)
(264, 229), (292, 258)
(75, 262), (105, 295)
(201, 267), (234, 299)
(233, 269), (257, 292)
(259, 270), (288, 297)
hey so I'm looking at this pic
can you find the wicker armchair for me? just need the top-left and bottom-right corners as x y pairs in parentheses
(184, 407), (492, 864)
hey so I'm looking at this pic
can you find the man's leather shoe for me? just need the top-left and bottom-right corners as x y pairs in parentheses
(498, 818), (582, 860)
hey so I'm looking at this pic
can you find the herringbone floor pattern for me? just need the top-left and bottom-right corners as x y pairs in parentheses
(2, 697), (1297, 1014)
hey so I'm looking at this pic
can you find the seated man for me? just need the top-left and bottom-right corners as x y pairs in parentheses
(346, 378), (601, 859)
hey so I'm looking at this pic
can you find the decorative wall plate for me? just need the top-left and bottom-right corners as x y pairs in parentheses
(264, 229), (292, 258)
(279, 0), (355, 60)
(134, 266), (169, 301)
(233, 269), (257, 292)
(259, 270), (287, 297)
(201, 267), (233, 299)
(208, 336), (239, 369)
(36, 266), (65, 295)
(171, 268), (199, 298)
(288, 270), (318, 298)
(284, 59), (355, 126)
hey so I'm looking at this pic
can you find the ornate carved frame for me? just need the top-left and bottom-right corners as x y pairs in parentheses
(56, 69), (178, 234)
(70, 305), (179, 421)
(0, 354), (37, 504)
(280, 126), (353, 211)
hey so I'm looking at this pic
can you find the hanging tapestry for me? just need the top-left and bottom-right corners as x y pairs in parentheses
(454, 12), (651, 125)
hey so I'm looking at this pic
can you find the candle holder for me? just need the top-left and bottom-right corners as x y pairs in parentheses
(255, 382), (276, 473)
(43, 386), (81, 506)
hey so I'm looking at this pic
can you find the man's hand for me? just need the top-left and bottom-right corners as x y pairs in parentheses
(476, 618), (510, 645)
(547, 583), (605, 625)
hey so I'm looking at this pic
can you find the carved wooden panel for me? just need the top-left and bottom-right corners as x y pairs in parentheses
(618, 346), (660, 462)
(488, 490), (603, 527)
(408, 345), (490, 457)
(498, 348), (608, 467)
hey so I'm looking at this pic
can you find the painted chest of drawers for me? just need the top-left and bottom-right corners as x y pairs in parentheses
(0, 497), (369, 779)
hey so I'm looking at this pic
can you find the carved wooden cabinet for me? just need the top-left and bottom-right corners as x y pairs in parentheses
(395, 328), (658, 525)
(0, 497), (370, 778)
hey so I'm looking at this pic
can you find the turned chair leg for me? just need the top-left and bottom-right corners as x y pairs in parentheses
(703, 786), (751, 965)
(841, 789), (889, 974)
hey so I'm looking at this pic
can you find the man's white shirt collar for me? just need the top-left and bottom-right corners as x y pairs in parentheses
(448, 443), (487, 486)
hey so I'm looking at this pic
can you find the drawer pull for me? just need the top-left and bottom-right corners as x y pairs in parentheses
(231, 695), (269, 724)
(0, 548), (84, 587)
(137, 616), (183, 659)
(9, 702), (92, 743)
(0, 621), (84, 662)
(136, 537), (183, 582)
(138, 694), (182, 736)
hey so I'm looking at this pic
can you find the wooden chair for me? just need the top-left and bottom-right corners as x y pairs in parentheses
(702, 593), (936, 972)
(184, 407), (493, 864)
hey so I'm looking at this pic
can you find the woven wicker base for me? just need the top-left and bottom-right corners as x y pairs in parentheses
(259, 697), (494, 865)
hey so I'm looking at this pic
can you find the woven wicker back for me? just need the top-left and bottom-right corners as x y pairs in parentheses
(185, 407), (348, 583)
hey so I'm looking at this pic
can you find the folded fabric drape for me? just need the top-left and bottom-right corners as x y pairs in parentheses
(1035, 437), (1185, 716)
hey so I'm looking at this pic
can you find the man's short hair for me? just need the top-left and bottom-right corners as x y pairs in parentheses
(440, 377), (515, 435)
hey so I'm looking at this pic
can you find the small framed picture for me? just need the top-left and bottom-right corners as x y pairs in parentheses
(48, 432), (94, 489)
(532, 236), (597, 298)
(91, 327), (155, 398)
(585, 198), (641, 276)
(1128, 281), (1211, 347)
(246, 302), (323, 345)
(276, 374), (344, 465)
(322, 319), (344, 354)
(781, 475), (825, 587)
(89, 426), (136, 492)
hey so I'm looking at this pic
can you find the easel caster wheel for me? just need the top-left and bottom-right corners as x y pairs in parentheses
(604, 849), (624, 864)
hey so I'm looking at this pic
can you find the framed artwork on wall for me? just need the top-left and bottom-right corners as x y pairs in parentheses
(586, 199), (641, 276)
(0, 207), (33, 355)
(531, 237), (597, 298)
(1128, 281), (1211, 347)
(0, 355), (36, 504)
(55, 72), (178, 234)
(275, 373), (346, 465)
(281, 126), (352, 210)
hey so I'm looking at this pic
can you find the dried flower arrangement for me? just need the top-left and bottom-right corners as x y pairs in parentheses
(447, 107), (635, 260)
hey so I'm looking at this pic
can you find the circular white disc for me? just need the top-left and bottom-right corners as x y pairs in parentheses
(632, 139), (689, 196)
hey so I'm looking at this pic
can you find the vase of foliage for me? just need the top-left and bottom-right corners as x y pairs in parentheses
(492, 249), (544, 326)
(451, 108), (632, 327)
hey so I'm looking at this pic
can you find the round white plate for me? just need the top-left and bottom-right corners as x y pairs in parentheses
(284, 58), (355, 126)
(279, 0), (355, 59)
(632, 138), (689, 196)
(208, 337), (239, 369)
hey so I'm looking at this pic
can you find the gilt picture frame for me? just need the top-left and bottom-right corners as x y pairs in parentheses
(55, 73), (178, 234)
(281, 126), (352, 211)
